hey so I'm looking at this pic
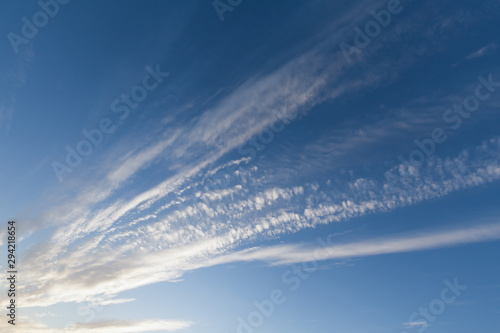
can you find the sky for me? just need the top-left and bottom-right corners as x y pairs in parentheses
(1, 0), (500, 332)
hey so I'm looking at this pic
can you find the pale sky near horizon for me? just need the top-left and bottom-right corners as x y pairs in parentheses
(1, 0), (500, 332)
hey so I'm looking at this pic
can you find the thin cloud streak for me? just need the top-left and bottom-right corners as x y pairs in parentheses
(208, 223), (500, 266)
(0, 318), (193, 333)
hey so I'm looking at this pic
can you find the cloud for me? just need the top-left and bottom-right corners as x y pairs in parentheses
(11, 1), (500, 329)
(31, 0), (429, 237)
(402, 321), (428, 328)
(0, 318), (193, 333)
(207, 222), (500, 266)
(13, 135), (500, 309)
(466, 42), (498, 60)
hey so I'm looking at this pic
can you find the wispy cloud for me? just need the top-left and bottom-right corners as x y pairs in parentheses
(0, 318), (193, 333)
(402, 321), (429, 328)
(13, 135), (500, 309)
(466, 42), (498, 60)
(207, 222), (500, 266)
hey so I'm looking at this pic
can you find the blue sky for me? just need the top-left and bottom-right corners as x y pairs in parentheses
(1, 0), (500, 332)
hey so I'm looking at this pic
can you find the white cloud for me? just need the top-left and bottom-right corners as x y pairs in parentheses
(0, 318), (193, 333)
(15, 136), (500, 309)
(402, 321), (428, 328)
(206, 222), (500, 266)
(466, 42), (498, 60)
(11, 2), (500, 329)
